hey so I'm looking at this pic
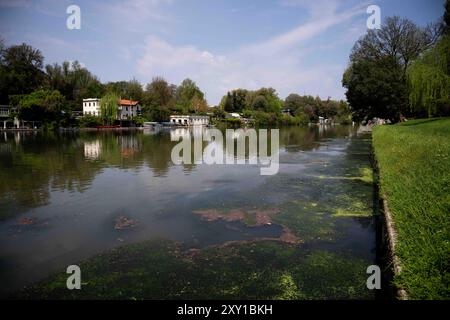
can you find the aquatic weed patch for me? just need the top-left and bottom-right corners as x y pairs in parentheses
(17, 240), (373, 300)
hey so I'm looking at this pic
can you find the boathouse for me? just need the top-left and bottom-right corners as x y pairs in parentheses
(170, 115), (209, 126)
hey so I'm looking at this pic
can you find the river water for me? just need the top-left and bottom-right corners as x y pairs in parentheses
(0, 126), (377, 298)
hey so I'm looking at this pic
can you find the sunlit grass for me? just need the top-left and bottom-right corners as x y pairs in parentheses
(373, 118), (450, 299)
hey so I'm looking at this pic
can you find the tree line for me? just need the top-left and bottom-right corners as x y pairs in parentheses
(343, 1), (450, 122)
(0, 41), (211, 127)
(218, 88), (351, 126)
(0, 37), (351, 127)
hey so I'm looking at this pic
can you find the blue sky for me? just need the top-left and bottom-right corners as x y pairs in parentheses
(0, 0), (445, 105)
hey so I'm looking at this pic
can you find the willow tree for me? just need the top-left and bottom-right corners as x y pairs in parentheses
(408, 35), (450, 117)
(100, 92), (119, 125)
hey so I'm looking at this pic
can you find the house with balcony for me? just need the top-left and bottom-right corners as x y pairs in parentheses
(118, 99), (141, 119)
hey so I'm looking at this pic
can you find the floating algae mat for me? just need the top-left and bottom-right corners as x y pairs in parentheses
(0, 127), (377, 299)
(18, 240), (373, 300)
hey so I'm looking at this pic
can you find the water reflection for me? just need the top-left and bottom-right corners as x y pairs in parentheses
(0, 126), (361, 219)
(84, 140), (101, 160)
(0, 126), (362, 217)
(0, 125), (374, 296)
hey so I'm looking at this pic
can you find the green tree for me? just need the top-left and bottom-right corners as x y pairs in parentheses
(124, 78), (144, 101)
(232, 89), (248, 113)
(343, 56), (408, 121)
(146, 106), (171, 122)
(189, 94), (208, 113)
(351, 16), (439, 74)
(246, 88), (282, 113)
(343, 16), (437, 121)
(141, 77), (177, 121)
(104, 79), (143, 101)
(408, 35), (450, 117)
(220, 89), (248, 113)
(100, 92), (119, 125)
(175, 78), (205, 112)
(18, 90), (65, 123)
(221, 92), (233, 112)
(213, 106), (226, 119)
(45, 60), (104, 110)
(251, 95), (269, 111)
(143, 76), (175, 108)
(284, 94), (303, 112)
(0, 43), (44, 104)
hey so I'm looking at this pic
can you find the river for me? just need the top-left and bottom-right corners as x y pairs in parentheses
(0, 125), (377, 299)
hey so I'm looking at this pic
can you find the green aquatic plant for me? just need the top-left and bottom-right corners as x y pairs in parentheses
(274, 272), (303, 300)
(313, 166), (373, 184)
(272, 204), (336, 241)
(332, 194), (373, 218)
(17, 240), (373, 300)
(333, 208), (371, 218)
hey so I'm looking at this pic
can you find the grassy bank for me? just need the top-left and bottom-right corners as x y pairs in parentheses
(372, 118), (450, 299)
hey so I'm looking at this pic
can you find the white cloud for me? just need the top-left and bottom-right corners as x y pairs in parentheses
(137, 35), (229, 102)
(136, 0), (369, 105)
(138, 35), (225, 70)
(246, 1), (367, 55)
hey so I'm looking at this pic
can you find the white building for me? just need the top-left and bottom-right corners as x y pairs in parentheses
(170, 115), (209, 126)
(83, 98), (101, 116)
(82, 98), (141, 119)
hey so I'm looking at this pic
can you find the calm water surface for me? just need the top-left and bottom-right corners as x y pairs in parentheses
(0, 126), (376, 297)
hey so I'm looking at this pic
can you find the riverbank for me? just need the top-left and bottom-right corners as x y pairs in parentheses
(372, 118), (450, 299)
(0, 128), (42, 131)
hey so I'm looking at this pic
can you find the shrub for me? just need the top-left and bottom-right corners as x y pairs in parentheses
(79, 115), (102, 128)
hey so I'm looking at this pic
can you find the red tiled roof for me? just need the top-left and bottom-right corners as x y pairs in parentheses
(119, 99), (139, 106)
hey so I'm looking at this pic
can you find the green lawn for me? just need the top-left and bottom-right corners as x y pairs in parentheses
(373, 118), (450, 299)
